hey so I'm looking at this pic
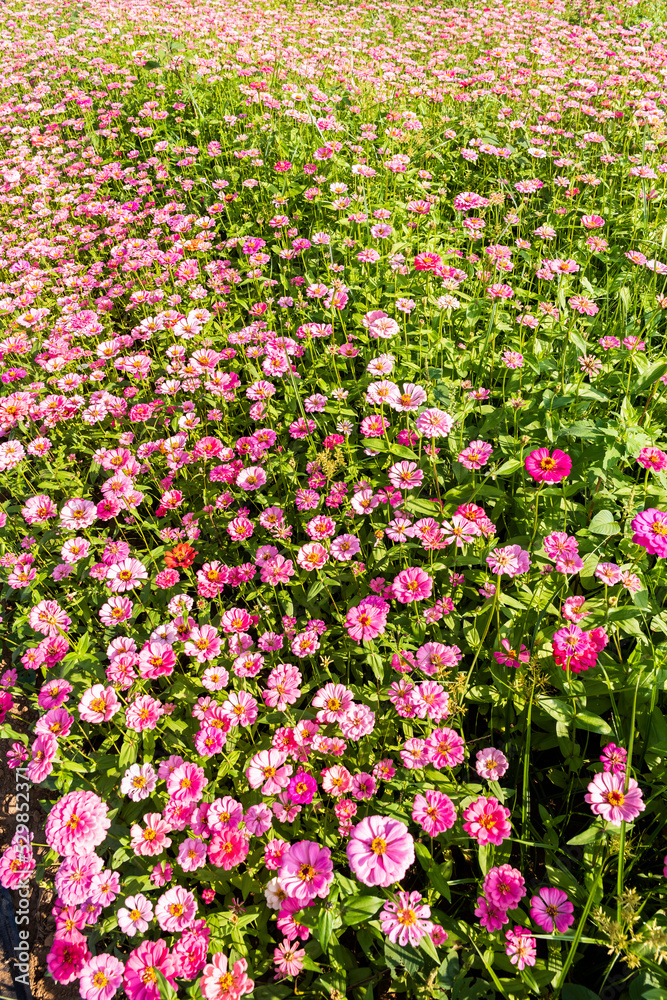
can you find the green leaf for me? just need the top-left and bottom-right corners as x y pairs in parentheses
(496, 458), (523, 475)
(631, 360), (667, 397)
(573, 710), (613, 735)
(567, 825), (604, 846)
(384, 938), (421, 977)
(155, 971), (177, 1000)
(341, 896), (384, 926)
(316, 907), (334, 951)
(537, 697), (574, 723)
(562, 986), (602, 1000)
(588, 509), (620, 536)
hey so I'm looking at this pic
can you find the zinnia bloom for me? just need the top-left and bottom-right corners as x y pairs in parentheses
(530, 887), (574, 933)
(391, 567), (433, 603)
(585, 771), (645, 825)
(78, 954), (125, 1000)
(278, 841), (334, 902)
(380, 891), (433, 947)
(124, 940), (176, 1000)
(525, 448), (572, 483)
(412, 790), (456, 836)
(347, 815), (415, 888)
(462, 796), (512, 846)
(45, 791), (110, 857)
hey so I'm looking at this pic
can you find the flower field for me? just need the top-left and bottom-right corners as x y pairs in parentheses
(2, 0), (667, 996)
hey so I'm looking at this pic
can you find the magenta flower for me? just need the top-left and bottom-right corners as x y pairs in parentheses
(585, 772), (645, 825)
(475, 895), (509, 932)
(124, 940), (176, 1000)
(347, 815), (415, 888)
(391, 567), (434, 603)
(631, 508), (667, 557)
(525, 448), (572, 483)
(484, 865), (526, 910)
(458, 440), (493, 470)
(600, 743), (627, 774)
(201, 953), (253, 1000)
(380, 891), (433, 946)
(288, 771), (317, 805)
(279, 841), (334, 902)
(344, 601), (388, 642)
(462, 796), (512, 846)
(530, 887), (574, 933)
(412, 790), (456, 836)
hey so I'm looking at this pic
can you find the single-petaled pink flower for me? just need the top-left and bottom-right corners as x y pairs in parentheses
(525, 448), (572, 483)
(585, 771), (645, 826)
(279, 841), (334, 902)
(347, 815), (415, 888)
(530, 887), (574, 933)
(380, 891), (433, 947)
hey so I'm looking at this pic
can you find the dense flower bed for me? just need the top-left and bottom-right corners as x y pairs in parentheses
(1, 0), (667, 997)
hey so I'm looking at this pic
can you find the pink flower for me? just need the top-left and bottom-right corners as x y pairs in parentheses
(47, 932), (91, 984)
(125, 695), (163, 731)
(124, 940), (176, 1000)
(344, 601), (387, 642)
(581, 214), (605, 229)
(425, 727), (465, 769)
(208, 828), (249, 870)
(45, 791), (110, 856)
(130, 814), (172, 857)
(585, 771), (645, 825)
(476, 748), (509, 780)
(525, 448), (572, 483)
(117, 895), (153, 936)
(313, 683), (354, 723)
(60, 498), (97, 530)
(636, 447), (667, 472)
(475, 896), (509, 932)
(79, 954), (124, 1000)
(200, 953), (253, 1000)
(322, 764), (352, 797)
(530, 887), (574, 933)
(380, 891), (433, 946)
(273, 941), (305, 978)
(484, 865), (526, 910)
(631, 508), (667, 557)
(388, 461), (424, 491)
(106, 558), (148, 592)
(391, 567), (433, 603)
(79, 685), (120, 723)
(600, 743), (627, 774)
(184, 624), (221, 662)
(486, 545), (531, 577)
(246, 750), (293, 795)
(279, 841), (334, 902)
(415, 408), (454, 438)
(155, 886), (197, 932)
(505, 927), (537, 971)
(458, 440), (493, 470)
(412, 790), (456, 835)
(493, 640), (529, 667)
(347, 815), (415, 887)
(166, 763), (207, 806)
(221, 690), (258, 727)
(26, 732), (58, 783)
(462, 796), (512, 846)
